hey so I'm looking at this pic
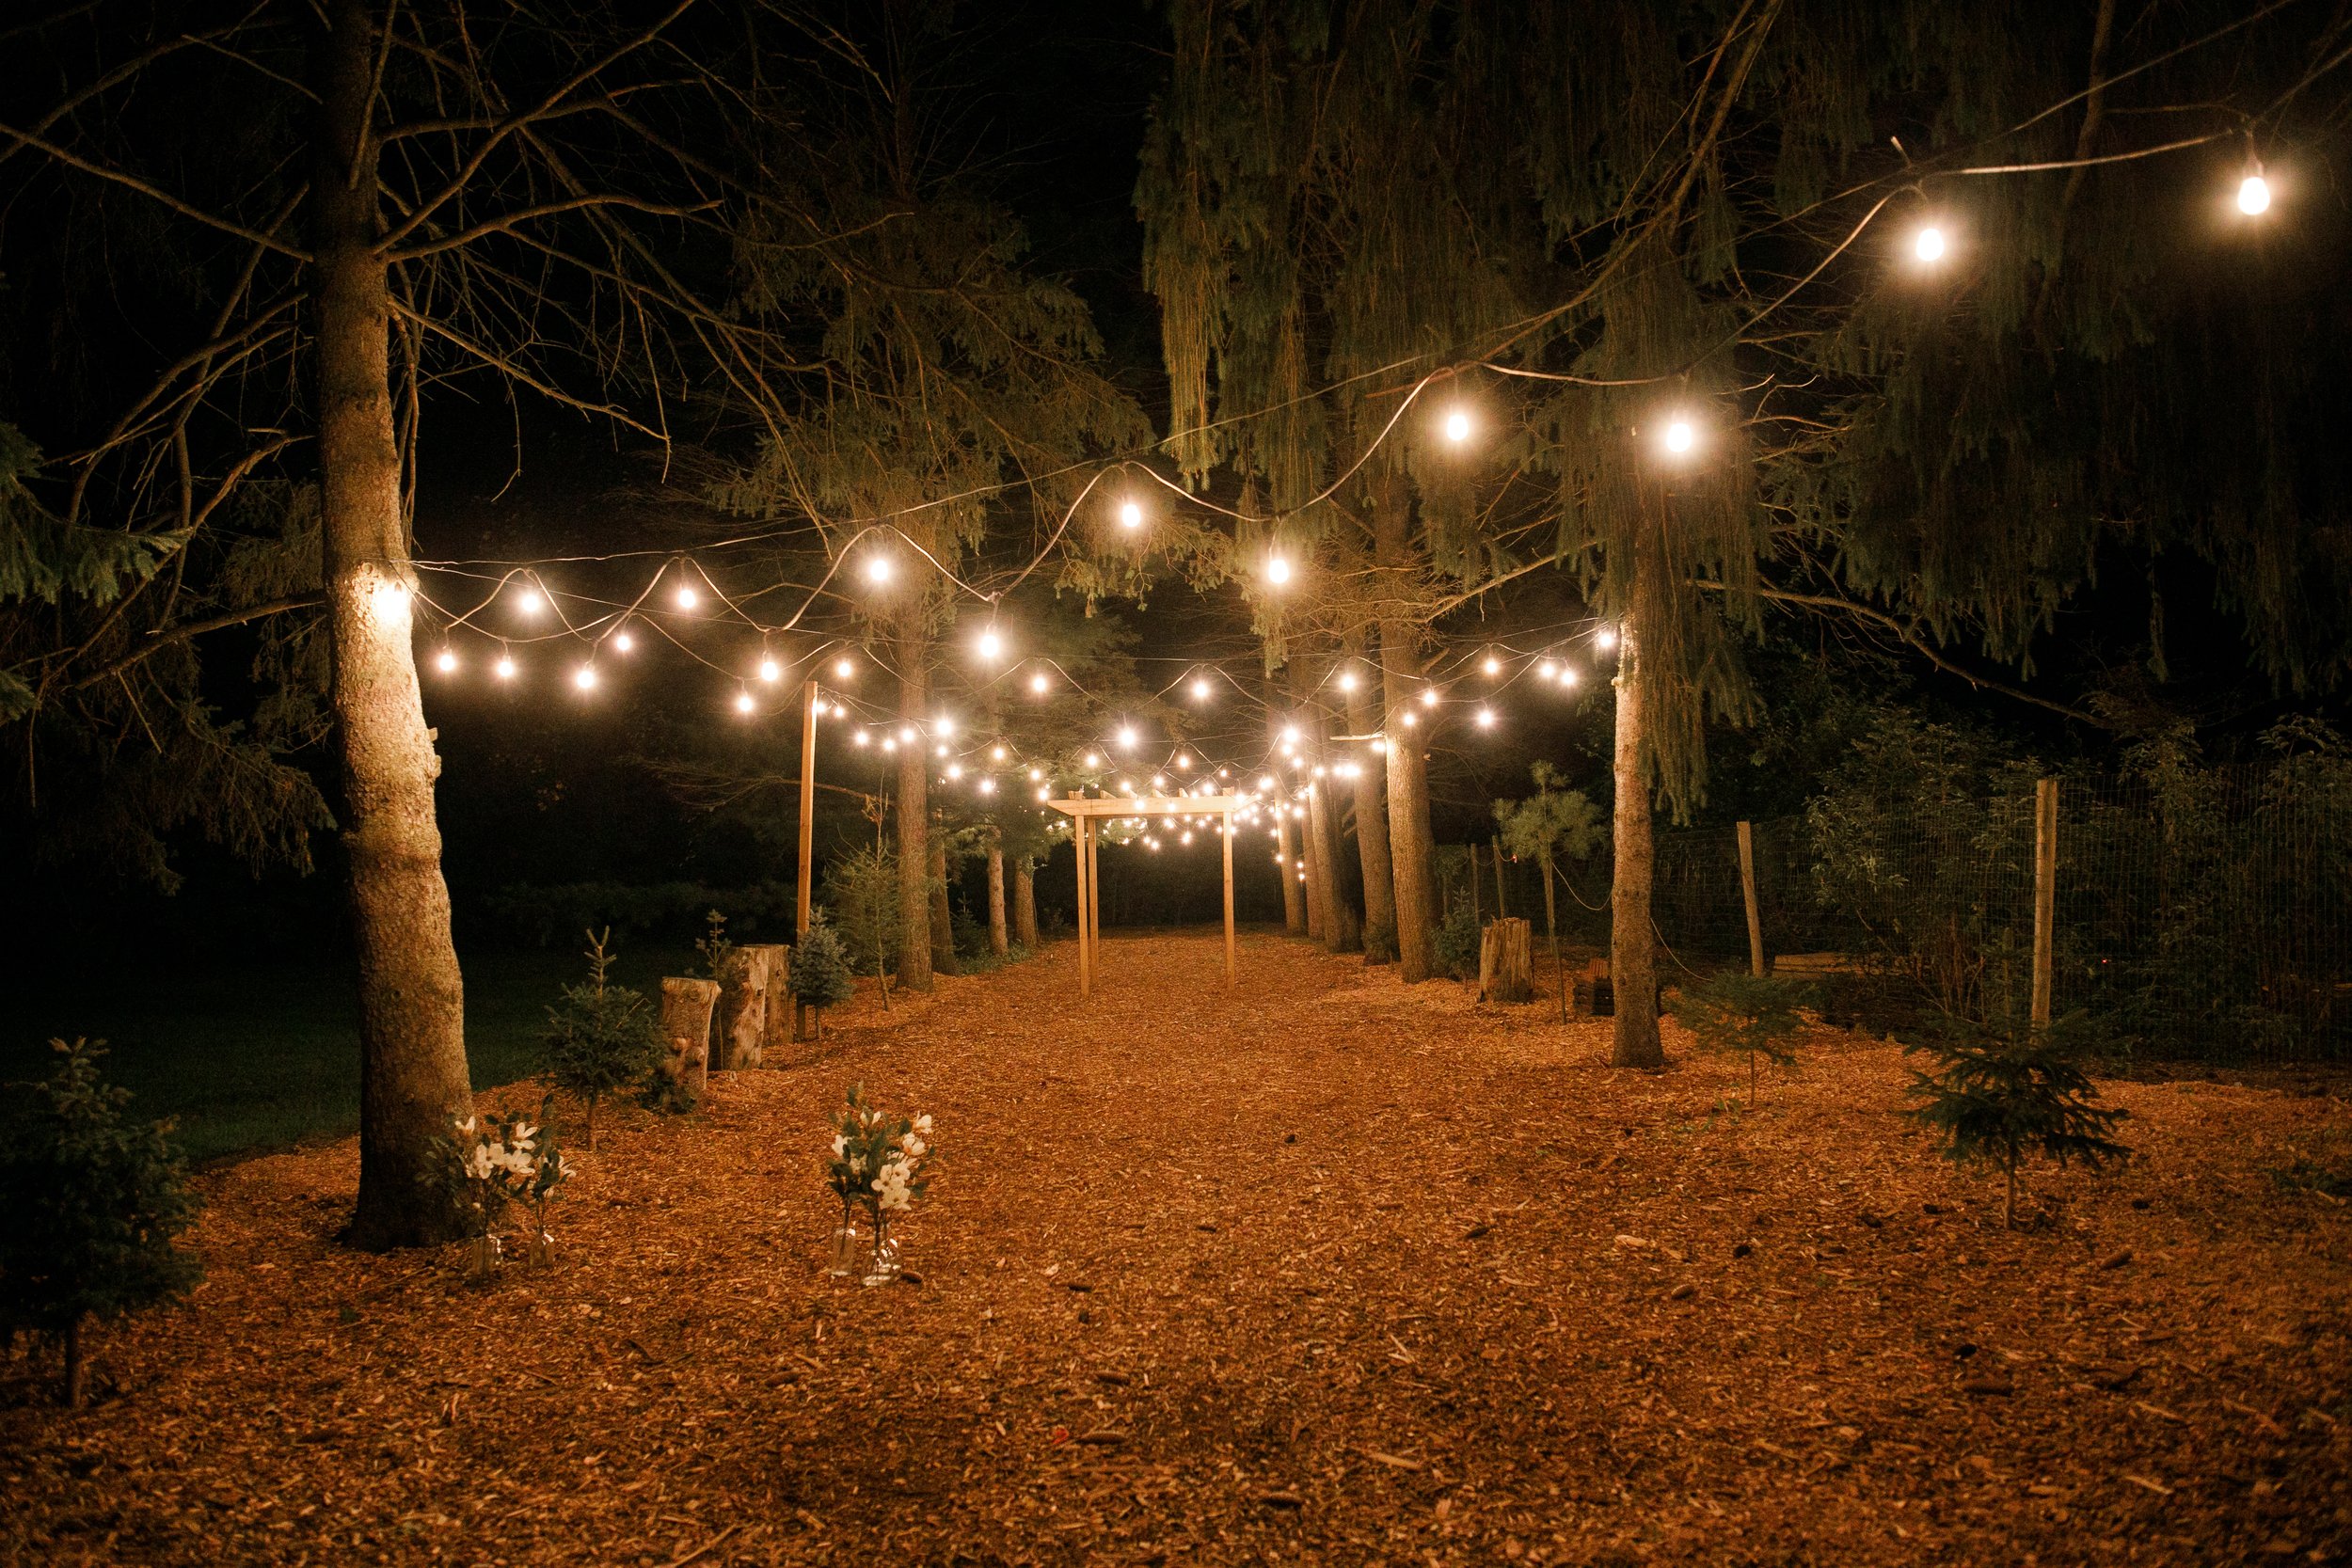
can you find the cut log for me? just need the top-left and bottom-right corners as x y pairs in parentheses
(725, 945), (787, 1070)
(754, 945), (795, 1063)
(1477, 917), (1534, 1004)
(659, 977), (718, 1098)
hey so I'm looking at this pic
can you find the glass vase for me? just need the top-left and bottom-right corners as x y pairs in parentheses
(525, 1227), (555, 1270)
(826, 1204), (865, 1279)
(464, 1232), (501, 1283)
(862, 1210), (902, 1288)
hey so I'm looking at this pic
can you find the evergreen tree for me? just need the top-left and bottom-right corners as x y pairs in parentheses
(1905, 1013), (2130, 1228)
(535, 930), (665, 1150)
(1669, 972), (1813, 1102)
(0, 1040), (202, 1407)
(788, 911), (859, 1040)
(1494, 762), (1607, 1021)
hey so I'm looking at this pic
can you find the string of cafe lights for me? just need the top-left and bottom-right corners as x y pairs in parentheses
(401, 149), (2293, 850)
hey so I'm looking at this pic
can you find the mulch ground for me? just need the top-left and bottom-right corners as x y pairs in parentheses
(4, 929), (2350, 1567)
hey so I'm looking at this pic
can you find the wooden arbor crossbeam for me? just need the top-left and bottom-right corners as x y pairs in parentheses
(1048, 795), (1241, 996)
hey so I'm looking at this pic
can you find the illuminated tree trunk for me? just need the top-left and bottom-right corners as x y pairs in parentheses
(894, 604), (934, 991)
(1305, 744), (1358, 954)
(1375, 481), (1436, 982)
(1276, 806), (1306, 934)
(985, 836), (1009, 956)
(928, 831), (958, 974)
(1013, 857), (1038, 947)
(315, 0), (474, 1249)
(1609, 614), (1663, 1067)
(1343, 632), (1397, 963)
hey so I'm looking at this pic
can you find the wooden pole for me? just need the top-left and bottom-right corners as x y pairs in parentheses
(1089, 816), (1103, 985)
(795, 678), (818, 1040)
(1075, 818), (1092, 998)
(1736, 819), (1765, 979)
(1223, 806), (1237, 983)
(2031, 777), (2058, 1028)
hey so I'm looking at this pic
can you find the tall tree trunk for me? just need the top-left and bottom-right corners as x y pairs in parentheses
(1013, 857), (1038, 947)
(1292, 665), (1358, 954)
(1609, 613), (1663, 1067)
(1375, 477), (1436, 982)
(315, 0), (473, 1250)
(928, 831), (958, 974)
(894, 604), (933, 991)
(63, 1314), (85, 1409)
(1276, 805), (1306, 934)
(985, 836), (1009, 956)
(1343, 632), (1397, 963)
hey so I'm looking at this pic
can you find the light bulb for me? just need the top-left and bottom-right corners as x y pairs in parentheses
(1596, 627), (1618, 650)
(935, 744), (949, 759)
(436, 650), (458, 673)
(1400, 710), (1417, 728)
(575, 666), (598, 691)
(898, 725), (916, 744)
(853, 730), (870, 747)
(991, 745), (1007, 762)
(1371, 736), (1387, 753)
(1537, 659), (1557, 679)
(1559, 667), (1581, 687)
(1084, 752), (1101, 768)
(1913, 225), (1947, 262)
(613, 631), (634, 654)
(1116, 725), (1136, 750)
(1191, 675), (1213, 701)
(882, 737), (898, 752)
(1475, 707), (1495, 729)
(1482, 655), (1501, 675)
(495, 656), (516, 680)
(935, 716), (955, 736)
(1337, 670), (1358, 693)
(758, 657), (780, 683)
(1662, 420), (1695, 455)
(977, 630), (1003, 660)
(1265, 555), (1293, 585)
(1259, 775), (1276, 791)
(864, 554), (893, 585)
(1119, 499), (1144, 531)
(1028, 768), (1042, 782)
(735, 690), (755, 714)
(676, 585), (700, 610)
(1181, 831), (1193, 846)
(1036, 786), (1051, 802)
(2238, 173), (2271, 215)
(1420, 687), (1439, 708)
(834, 657), (855, 679)
(1029, 671), (1051, 695)
(1176, 754), (1191, 769)
(946, 763), (961, 780)
(1442, 409), (1471, 444)
(515, 589), (542, 614)
(978, 777), (995, 794)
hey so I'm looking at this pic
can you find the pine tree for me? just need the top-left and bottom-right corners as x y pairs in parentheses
(0, 1040), (203, 1407)
(1669, 972), (1812, 1102)
(1905, 1013), (2130, 1228)
(535, 930), (665, 1150)
(788, 911), (858, 1041)
(1494, 763), (1608, 1022)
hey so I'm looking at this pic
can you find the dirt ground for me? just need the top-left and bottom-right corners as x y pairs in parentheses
(4, 929), (2349, 1566)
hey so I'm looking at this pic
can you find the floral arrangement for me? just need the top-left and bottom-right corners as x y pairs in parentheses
(442, 1102), (573, 1275)
(822, 1084), (937, 1283)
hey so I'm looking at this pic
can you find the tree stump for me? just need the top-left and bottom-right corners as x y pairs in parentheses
(659, 977), (717, 1097)
(725, 945), (787, 1070)
(754, 945), (796, 1063)
(1478, 917), (1534, 1003)
(1579, 957), (1612, 1017)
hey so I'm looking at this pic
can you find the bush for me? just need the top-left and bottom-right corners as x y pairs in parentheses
(1433, 904), (1481, 980)
(535, 929), (666, 1148)
(789, 911), (858, 1040)
(1904, 1010), (2129, 1228)
(950, 902), (991, 961)
(823, 845), (903, 978)
(0, 1040), (203, 1406)
(1668, 971), (1814, 1099)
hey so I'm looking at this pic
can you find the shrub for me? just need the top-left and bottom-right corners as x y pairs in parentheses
(789, 911), (858, 1039)
(535, 929), (665, 1148)
(1669, 971), (1814, 1100)
(1904, 1011), (2129, 1228)
(823, 845), (903, 978)
(0, 1040), (203, 1406)
(1433, 903), (1482, 980)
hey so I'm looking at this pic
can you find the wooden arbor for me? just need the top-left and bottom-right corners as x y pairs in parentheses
(1048, 795), (1241, 996)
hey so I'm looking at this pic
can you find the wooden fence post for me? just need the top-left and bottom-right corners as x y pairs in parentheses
(2031, 778), (2058, 1028)
(1737, 820), (1765, 979)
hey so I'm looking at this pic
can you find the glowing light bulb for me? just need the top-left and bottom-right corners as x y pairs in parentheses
(1265, 555), (1293, 585)
(882, 737), (898, 752)
(1559, 667), (1580, 688)
(1420, 687), (1439, 708)
(575, 666), (598, 691)
(1596, 627), (1618, 650)
(1028, 768), (1042, 782)
(946, 763), (962, 780)
(1662, 420), (1695, 455)
(515, 588), (543, 615)
(935, 744), (949, 759)
(1400, 710), (1418, 728)
(1084, 752), (1102, 768)
(1482, 654), (1501, 675)
(1116, 725), (1137, 750)
(1036, 786), (1051, 802)
(1337, 670), (1359, 693)
(735, 690), (755, 714)
(898, 725), (916, 744)
(977, 630), (1003, 660)
(613, 631), (634, 654)
(1537, 658), (1557, 679)
(1259, 775), (1276, 792)
(853, 730), (870, 747)
(834, 657), (855, 679)
(1913, 225), (1947, 262)
(1474, 707), (1495, 729)
(436, 650), (458, 673)
(1371, 737), (1387, 753)
(1118, 499), (1144, 531)
(1191, 675), (1213, 701)
(1442, 409), (1471, 444)
(935, 716), (955, 736)
(495, 656), (517, 680)
(758, 657), (780, 683)
(2238, 173), (2271, 215)
(1029, 671), (1051, 695)
(864, 554), (893, 585)
(1176, 754), (1191, 769)
(991, 745), (1007, 763)
(675, 585), (700, 610)
(978, 777), (995, 795)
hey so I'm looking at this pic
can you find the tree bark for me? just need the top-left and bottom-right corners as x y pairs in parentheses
(1275, 804), (1307, 934)
(315, 0), (474, 1250)
(1013, 856), (1038, 947)
(1375, 480), (1436, 982)
(986, 837), (1009, 956)
(1307, 762), (1359, 953)
(63, 1314), (85, 1409)
(1609, 613), (1663, 1067)
(927, 831), (958, 974)
(659, 977), (717, 1097)
(1343, 632), (1397, 963)
(894, 603), (934, 991)
(1478, 916), (1534, 1003)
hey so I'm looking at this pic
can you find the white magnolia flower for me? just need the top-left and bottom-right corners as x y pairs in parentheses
(513, 1121), (539, 1147)
(455, 1116), (478, 1135)
(829, 1134), (847, 1159)
(899, 1134), (927, 1158)
(466, 1145), (496, 1181)
(913, 1115), (933, 1135)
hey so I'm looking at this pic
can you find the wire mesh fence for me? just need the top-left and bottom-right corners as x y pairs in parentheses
(1441, 752), (2352, 1064)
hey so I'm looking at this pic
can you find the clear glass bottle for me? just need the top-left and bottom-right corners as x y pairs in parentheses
(862, 1211), (901, 1287)
(826, 1203), (865, 1278)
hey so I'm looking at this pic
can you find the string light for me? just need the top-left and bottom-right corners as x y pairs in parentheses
(495, 655), (517, 680)
(675, 583), (700, 610)
(1661, 418), (1696, 456)
(1119, 499), (1144, 531)
(575, 666), (598, 691)
(734, 689), (755, 714)
(898, 725), (917, 744)
(935, 716), (955, 736)
(758, 656), (781, 683)
(863, 553), (894, 586)
(977, 629), (1004, 661)
(882, 736), (898, 752)
(978, 777), (995, 795)
(1537, 658), (1557, 679)
(935, 743), (950, 759)
(1336, 669), (1359, 693)
(2238, 165), (2272, 215)
(991, 744), (1007, 762)
(435, 649), (458, 673)
(834, 657), (855, 679)
(946, 763), (962, 780)
(1116, 724), (1137, 750)
(1596, 627), (1618, 650)
(1481, 653), (1501, 675)
(1559, 666), (1581, 688)
(1913, 224), (1947, 262)
(514, 588), (543, 615)
(1474, 707), (1496, 729)
(1085, 752), (1102, 768)
(613, 630), (635, 654)
(853, 730), (870, 747)
(1191, 674), (1213, 701)
(1265, 554), (1293, 585)
(1176, 753), (1191, 769)
(1028, 767), (1042, 782)
(1419, 687), (1439, 708)
(1399, 710), (1418, 728)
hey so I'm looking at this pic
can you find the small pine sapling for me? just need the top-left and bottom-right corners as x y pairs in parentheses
(536, 928), (665, 1148)
(697, 909), (739, 987)
(1904, 1012), (2130, 1228)
(788, 911), (858, 1041)
(0, 1040), (203, 1406)
(1669, 971), (1813, 1101)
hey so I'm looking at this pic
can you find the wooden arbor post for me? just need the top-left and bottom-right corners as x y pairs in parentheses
(1051, 795), (1242, 997)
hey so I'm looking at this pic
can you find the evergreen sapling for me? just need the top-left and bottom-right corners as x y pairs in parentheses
(1669, 971), (1813, 1101)
(535, 928), (664, 1149)
(0, 1040), (202, 1406)
(1904, 1012), (2130, 1228)
(789, 911), (858, 1040)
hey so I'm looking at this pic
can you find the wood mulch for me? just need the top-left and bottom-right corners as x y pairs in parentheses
(4, 930), (2349, 1566)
